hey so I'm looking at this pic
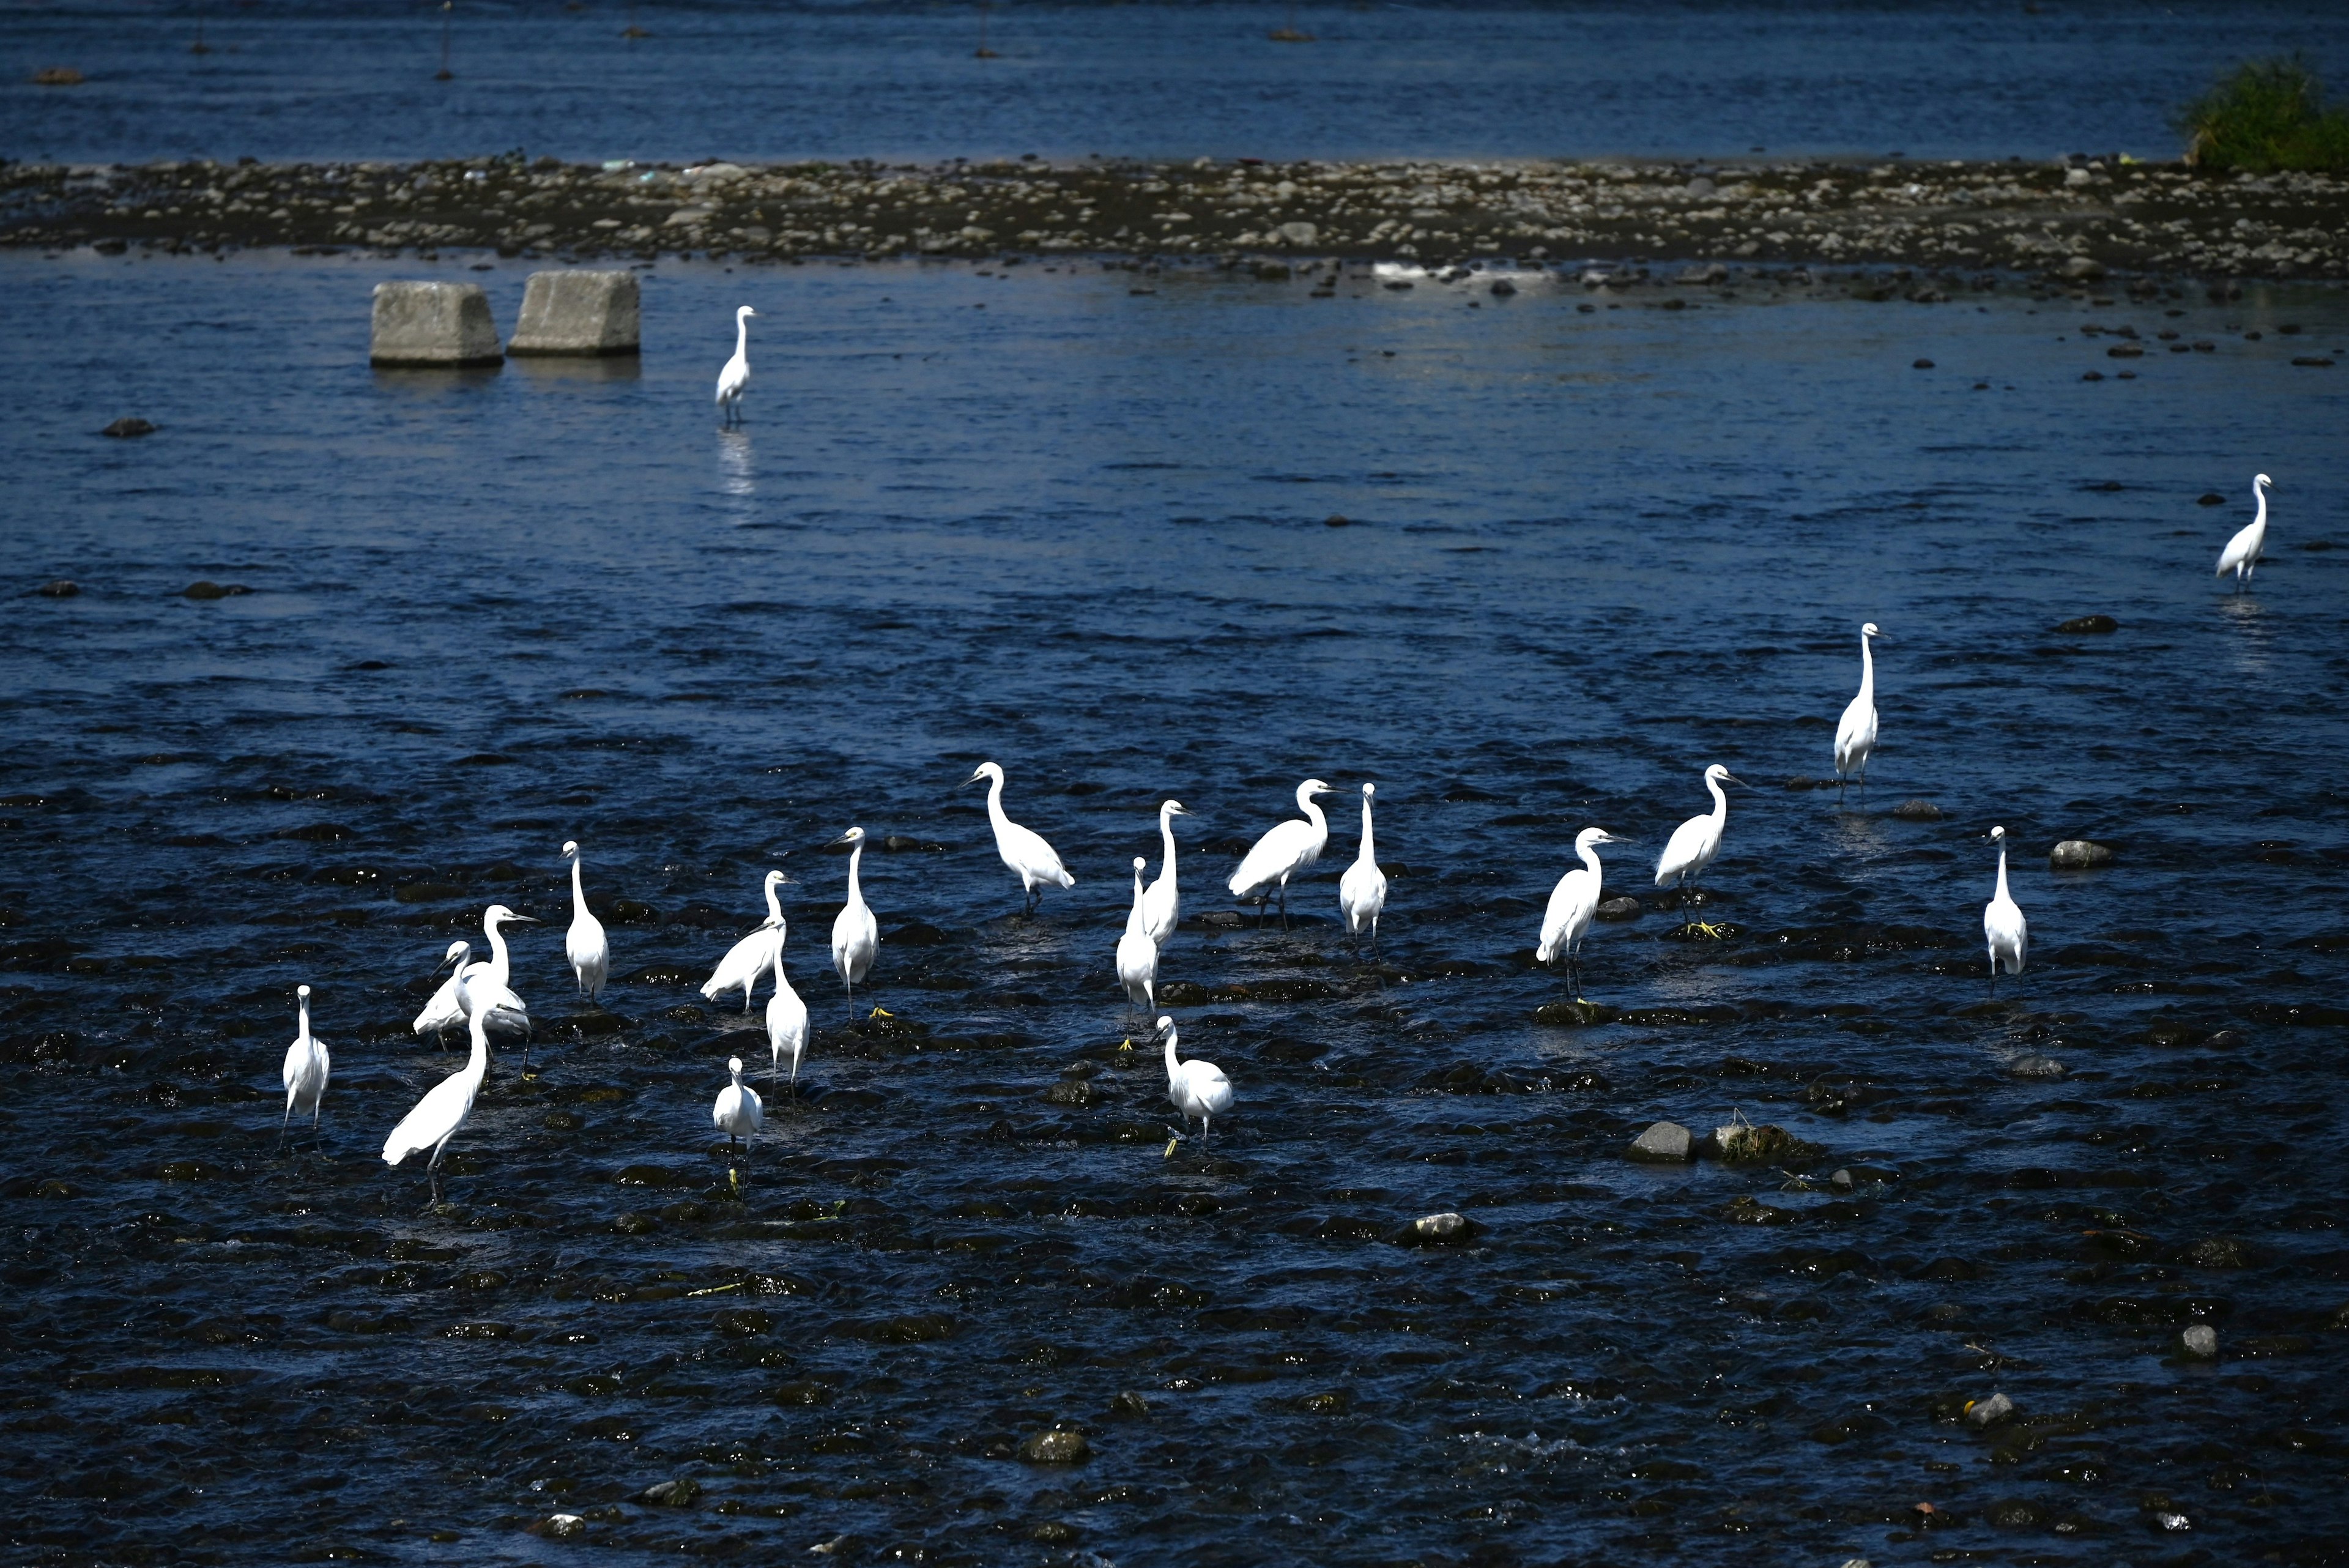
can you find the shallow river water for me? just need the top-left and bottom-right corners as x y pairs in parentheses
(2, 251), (2347, 1565)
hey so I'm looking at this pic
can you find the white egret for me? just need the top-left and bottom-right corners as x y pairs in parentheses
(562, 839), (608, 1002)
(280, 983), (329, 1151)
(702, 869), (788, 1012)
(1654, 764), (1746, 935)
(1835, 622), (1882, 798)
(716, 305), (758, 426)
(1140, 798), (1189, 948)
(382, 989), (494, 1206)
(830, 826), (879, 1016)
(1160, 1014), (1234, 1143)
(1116, 856), (1159, 1015)
(713, 1055), (763, 1172)
(765, 932), (809, 1091)
(968, 760), (1075, 915)
(1538, 827), (1630, 997)
(456, 904), (538, 1068)
(1228, 778), (1334, 927)
(1338, 781), (1388, 961)
(410, 939), (470, 1046)
(2216, 472), (2272, 591)
(1983, 825), (2028, 995)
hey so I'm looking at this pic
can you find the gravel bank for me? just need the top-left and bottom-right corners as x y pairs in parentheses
(4, 153), (2345, 280)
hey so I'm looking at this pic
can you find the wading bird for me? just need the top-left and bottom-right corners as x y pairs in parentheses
(1159, 1014), (1233, 1144)
(1338, 781), (1387, 960)
(713, 1055), (763, 1172)
(562, 839), (607, 1001)
(1140, 798), (1189, 948)
(458, 904), (538, 1068)
(716, 304), (757, 426)
(280, 983), (328, 1151)
(1116, 856), (1159, 1015)
(765, 934), (808, 1091)
(968, 760), (1074, 915)
(1538, 827), (1629, 997)
(2216, 472), (2272, 591)
(702, 869), (788, 1012)
(382, 989), (494, 1206)
(1229, 778), (1333, 927)
(411, 940), (471, 1045)
(831, 827), (879, 1016)
(1655, 764), (1746, 935)
(1835, 622), (1882, 798)
(1983, 825), (2028, 995)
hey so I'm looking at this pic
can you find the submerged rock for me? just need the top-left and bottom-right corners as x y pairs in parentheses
(2049, 839), (2114, 868)
(2009, 1054), (2066, 1079)
(37, 579), (78, 597)
(182, 581), (252, 600)
(1398, 1211), (1482, 1246)
(1594, 896), (1641, 920)
(1018, 1429), (1091, 1464)
(100, 417), (155, 438)
(2055, 614), (2118, 634)
(1965, 1391), (2016, 1428)
(1708, 1120), (1822, 1165)
(2181, 1324), (2219, 1359)
(637, 1477), (700, 1507)
(1534, 999), (1616, 1026)
(1891, 799), (1942, 821)
(1628, 1121), (1694, 1163)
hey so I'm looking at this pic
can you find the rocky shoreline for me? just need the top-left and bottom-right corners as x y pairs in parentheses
(4, 152), (2346, 282)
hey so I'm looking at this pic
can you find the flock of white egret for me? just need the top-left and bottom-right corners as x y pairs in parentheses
(284, 467), (2274, 1202)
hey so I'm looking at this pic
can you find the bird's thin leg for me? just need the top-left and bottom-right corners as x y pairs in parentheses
(278, 1104), (292, 1153)
(1278, 880), (1291, 932)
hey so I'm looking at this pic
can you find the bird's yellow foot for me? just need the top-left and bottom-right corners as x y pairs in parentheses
(728, 1166), (740, 1192)
(868, 1006), (894, 1019)
(1163, 1137), (1180, 1159)
(1691, 920), (1727, 939)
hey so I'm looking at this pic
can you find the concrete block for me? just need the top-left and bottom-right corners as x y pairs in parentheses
(508, 270), (641, 357)
(369, 281), (502, 367)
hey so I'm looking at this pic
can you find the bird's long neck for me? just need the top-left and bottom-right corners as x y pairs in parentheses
(984, 773), (1009, 831)
(735, 312), (749, 357)
(1158, 807), (1179, 886)
(1162, 1029), (1180, 1079)
(763, 877), (783, 923)
(465, 1008), (491, 1083)
(484, 917), (510, 982)
(1858, 633), (1875, 699)
(1578, 836), (1604, 880)
(2253, 481), (2268, 530)
(847, 843), (864, 904)
(1707, 775), (1730, 825)
(1301, 793), (1327, 839)
(1358, 798), (1376, 863)
(771, 941), (787, 986)
(570, 856), (586, 911)
(297, 996), (311, 1045)
(1995, 843), (2011, 901)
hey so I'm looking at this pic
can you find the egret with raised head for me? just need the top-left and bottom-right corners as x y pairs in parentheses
(1655, 764), (1746, 935)
(830, 827), (879, 1016)
(2216, 473), (2271, 591)
(562, 839), (607, 1001)
(280, 983), (328, 1151)
(702, 869), (787, 1011)
(1160, 1014), (1233, 1143)
(382, 989), (494, 1206)
(458, 904), (538, 1069)
(1835, 623), (1882, 798)
(1140, 799), (1189, 948)
(1337, 781), (1387, 960)
(1228, 778), (1332, 927)
(411, 940), (470, 1045)
(1983, 825), (2028, 995)
(716, 305), (757, 426)
(968, 760), (1074, 915)
(1538, 828), (1629, 997)
(765, 932), (809, 1091)
(713, 1056), (763, 1175)
(1116, 856), (1159, 1015)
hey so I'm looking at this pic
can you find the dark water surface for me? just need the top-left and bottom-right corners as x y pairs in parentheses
(7, 1), (2349, 166)
(4, 251), (2349, 1565)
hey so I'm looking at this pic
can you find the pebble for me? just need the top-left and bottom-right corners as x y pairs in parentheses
(1628, 1120), (1694, 1163)
(1964, 1391), (2016, 1428)
(1400, 1211), (1481, 1246)
(2181, 1324), (2219, 1359)
(100, 417), (156, 438)
(637, 1477), (700, 1506)
(2009, 1054), (2066, 1079)
(1913, 358), (1934, 369)
(537, 1514), (587, 1538)
(1891, 799), (1942, 820)
(1018, 1429), (1091, 1464)
(1594, 895), (1641, 920)
(2061, 255), (2106, 280)
(37, 579), (78, 597)
(2055, 614), (2118, 634)
(2049, 839), (2114, 869)
(182, 581), (252, 600)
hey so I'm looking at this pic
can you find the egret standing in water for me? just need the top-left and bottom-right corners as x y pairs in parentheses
(702, 869), (788, 1012)
(458, 904), (539, 1069)
(1229, 779), (1333, 928)
(713, 1055), (763, 1183)
(562, 839), (607, 1002)
(1140, 798), (1189, 948)
(716, 305), (757, 426)
(1983, 825), (2028, 995)
(1835, 622), (1882, 798)
(2216, 472), (2272, 592)
(765, 934), (809, 1092)
(1337, 781), (1387, 961)
(1116, 856), (1159, 1016)
(1655, 764), (1746, 936)
(968, 760), (1074, 915)
(1538, 828), (1630, 998)
(411, 940), (471, 1046)
(1159, 1014), (1233, 1144)
(831, 827), (879, 1017)
(280, 984), (328, 1151)
(382, 989), (494, 1206)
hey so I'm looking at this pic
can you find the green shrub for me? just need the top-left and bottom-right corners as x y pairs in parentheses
(2175, 56), (2349, 173)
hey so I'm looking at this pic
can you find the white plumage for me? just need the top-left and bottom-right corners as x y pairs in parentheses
(1228, 778), (1333, 926)
(454, 904), (534, 1034)
(1140, 798), (1189, 948)
(713, 1055), (764, 1154)
(562, 839), (608, 1001)
(1654, 764), (1745, 927)
(280, 983), (328, 1150)
(830, 827), (879, 1012)
(2216, 472), (2271, 590)
(715, 304), (757, 425)
(411, 939), (470, 1042)
(1834, 622), (1882, 795)
(765, 931), (809, 1089)
(1159, 1014), (1233, 1142)
(1538, 827), (1627, 994)
(1984, 825), (2028, 994)
(970, 760), (1075, 914)
(1337, 781), (1387, 959)
(702, 869), (787, 1012)
(1116, 856), (1159, 1013)
(382, 989), (494, 1205)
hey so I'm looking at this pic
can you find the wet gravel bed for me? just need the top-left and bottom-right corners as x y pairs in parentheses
(5, 152), (2348, 280)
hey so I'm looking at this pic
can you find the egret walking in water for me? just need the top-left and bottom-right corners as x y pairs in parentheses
(1229, 779), (1333, 928)
(702, 869), (788, 1012)
(1538, 828), (1630, 997)
(562, 839), (607, 1002)
(1983, 825), (2028, 995)
(458, 904), (538, 1068)
(2216, 472), (2272, 592)
(1116, 856), (1159, 1016)
(1337, 782), (1387, 961)
(1140, 798), (1189, 948)
(830, 827), (879, 1017)
(765, 934), (808, 1091)
(411, 940), (470, 1046)
(968, 760), (1074, 915)
(1835, 622), (1882, 798)
(716, 304), (757, 426)
(382, 989), (494, 1206)
(713, 1056), (763, 1182)
(1159, 1014), (1233, 1144)
(1655, 764), (1746, 936)
(280, 984), (328, 1151)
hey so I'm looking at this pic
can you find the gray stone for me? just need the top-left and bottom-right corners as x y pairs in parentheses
(1401, 1211), (1481, 1246)
(2049, 839), (2114, 869)
(2009, 1054), (2066, 1079)
(1594, 895), (1641, 921)
(538, 1513), (587, 1539)
(37, 580), (78, 598)
(1018, 1429), (1091, 1463)
(637, 1477), (700, 1507)
(1628, 1120), (1694, 1163)
(1276, 221), (1318, 246)
(1891, 798), (1942, 820)
(2061, 255), (2106, 280)
(1965, 1390), (2015, 1428)
(101, 417), (156, 438)
(1685, 176), (1716, 197)
(508, 269), (641, 357)
(369, 280), (502, 367)
(1677, 261), (1727, 284)
(2181, 1324), (2218, 1359)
